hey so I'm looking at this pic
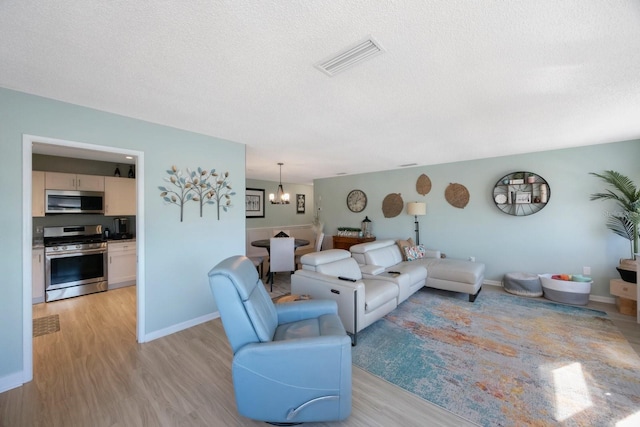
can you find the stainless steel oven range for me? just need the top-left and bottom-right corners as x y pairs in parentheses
(44, 225), (107, 302)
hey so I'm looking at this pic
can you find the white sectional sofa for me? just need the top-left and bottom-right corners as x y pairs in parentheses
(291, 249), (403, 343)
(291, 241), (485, 343)
(349, 239), (485, 302)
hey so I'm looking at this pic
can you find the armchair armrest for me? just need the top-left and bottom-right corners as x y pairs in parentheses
(292, 271), (365, 334)
(276, 299), (338, 324)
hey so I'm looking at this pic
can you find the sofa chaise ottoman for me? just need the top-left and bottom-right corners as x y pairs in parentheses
(349, 239), (485, 302)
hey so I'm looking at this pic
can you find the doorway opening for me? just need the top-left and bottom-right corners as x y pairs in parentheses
(22, 134), (146, 384)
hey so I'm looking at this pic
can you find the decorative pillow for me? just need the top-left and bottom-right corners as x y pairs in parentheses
(396, 238), (415, 261)
(404, 245), (426, 261)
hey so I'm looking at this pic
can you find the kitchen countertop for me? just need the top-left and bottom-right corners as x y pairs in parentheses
(107, 238), (136, 243)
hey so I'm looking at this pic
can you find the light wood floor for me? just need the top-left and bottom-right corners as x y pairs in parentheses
(1, 276), (638, 427)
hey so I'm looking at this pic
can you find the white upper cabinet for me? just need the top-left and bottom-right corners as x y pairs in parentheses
(104, 176), (136, 216)
(32, 171), (45, 217)
(45, 172), (105, 191)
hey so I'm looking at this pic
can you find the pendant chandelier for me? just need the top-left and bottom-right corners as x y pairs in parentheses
(269, 162), (290, 204)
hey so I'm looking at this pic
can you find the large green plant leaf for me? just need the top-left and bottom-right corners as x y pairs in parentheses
(590, 170), (640, 258)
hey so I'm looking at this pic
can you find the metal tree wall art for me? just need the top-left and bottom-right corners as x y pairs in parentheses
(207, 169), (235, 220)
(159, 166), (192, 222)
(159, 165), (236, 222)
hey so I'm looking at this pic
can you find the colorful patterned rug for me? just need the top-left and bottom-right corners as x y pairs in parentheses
(352, 288), (640, 426)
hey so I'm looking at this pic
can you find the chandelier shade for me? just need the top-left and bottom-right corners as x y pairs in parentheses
(269, 163), (290, 204)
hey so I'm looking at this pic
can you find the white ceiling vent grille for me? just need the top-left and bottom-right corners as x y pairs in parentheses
(315, 37), (384, 76)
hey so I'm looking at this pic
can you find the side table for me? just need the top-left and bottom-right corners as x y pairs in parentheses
(332, 235), (376, 251)
(610, 278), (637, 316)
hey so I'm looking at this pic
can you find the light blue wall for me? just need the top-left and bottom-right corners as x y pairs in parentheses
(245, 178), (315, 227)
(0, 88), (245, 380)
(315, 140), (640, 298)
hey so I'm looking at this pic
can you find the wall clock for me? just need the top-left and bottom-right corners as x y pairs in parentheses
(347, 189), (367, 213)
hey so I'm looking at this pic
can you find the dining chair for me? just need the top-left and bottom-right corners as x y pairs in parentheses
(296, 231), (325, 270)
(272, 229), (291, 237)
(268, 237), (295, 291)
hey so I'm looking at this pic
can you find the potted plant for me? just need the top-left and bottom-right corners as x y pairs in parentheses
(590, 170), (640, 282)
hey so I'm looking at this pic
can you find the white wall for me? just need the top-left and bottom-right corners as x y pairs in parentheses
(314, 139), (640, 299)
(0, 88), (245, 388)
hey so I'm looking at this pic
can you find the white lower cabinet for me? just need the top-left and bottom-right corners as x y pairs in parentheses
(32, 248), (45, 304)
(108, 241), (136, 289)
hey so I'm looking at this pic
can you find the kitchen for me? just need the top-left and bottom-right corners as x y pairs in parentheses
(32, 153), (137, 304)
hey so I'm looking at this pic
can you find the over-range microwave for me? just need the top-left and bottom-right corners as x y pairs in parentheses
(45, 190), (105, 214)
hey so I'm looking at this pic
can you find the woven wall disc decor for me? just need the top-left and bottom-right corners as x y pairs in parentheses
(445, 183), (470, 209)
(382, 193), (404, 218)
(416, 174), (432, 196)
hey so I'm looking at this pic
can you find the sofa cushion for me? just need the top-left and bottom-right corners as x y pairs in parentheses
(316, 258), (362, 280)
(403, 245), (426, 261)
(414, 258), (485, 285)
(301, 249), (351, 271)
(364, 280), (398, 312)
(349, 240), (404, 268)
(396, 237), (415, 261)
(389, 263), (428, 285)
(273, 313), (345, 341)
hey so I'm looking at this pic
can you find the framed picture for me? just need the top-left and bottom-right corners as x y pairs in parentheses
(246, 188), (265, 218)
(515, 192), (532, 204)
(296, 194), (305, 214)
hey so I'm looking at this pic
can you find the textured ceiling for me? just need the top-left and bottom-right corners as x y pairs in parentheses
(2, 1), (639, 184)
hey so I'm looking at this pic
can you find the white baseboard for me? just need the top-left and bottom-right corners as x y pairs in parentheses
(483, 280), (502, 287)
(590, 295), (615, 304)
(0, 371), (25, 394)
(108, 281), (136, 290)
(143, 311), (220, 342)
(484, 279), (616, 304)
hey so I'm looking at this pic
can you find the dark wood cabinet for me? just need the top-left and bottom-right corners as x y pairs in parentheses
(332, 235), (376, 250)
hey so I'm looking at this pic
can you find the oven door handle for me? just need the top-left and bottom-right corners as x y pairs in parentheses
(46, 247), (107, 258)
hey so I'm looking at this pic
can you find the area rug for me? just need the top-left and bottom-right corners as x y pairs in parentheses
(33, 314), (60, 337)
(352, 289), (640, 426)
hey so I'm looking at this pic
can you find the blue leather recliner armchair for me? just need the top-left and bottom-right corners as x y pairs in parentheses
(208, 255), (352, 424)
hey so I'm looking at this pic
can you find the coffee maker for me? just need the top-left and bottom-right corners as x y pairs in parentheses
(113, 218), (131, 239)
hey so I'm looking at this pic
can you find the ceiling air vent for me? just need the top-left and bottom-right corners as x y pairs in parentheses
(315, 36), (384, 76)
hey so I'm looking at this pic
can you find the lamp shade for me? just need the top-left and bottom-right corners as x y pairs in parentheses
(407, 202), (426, 216)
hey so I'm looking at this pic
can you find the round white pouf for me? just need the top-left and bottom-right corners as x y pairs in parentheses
(503, 272), (543, 297)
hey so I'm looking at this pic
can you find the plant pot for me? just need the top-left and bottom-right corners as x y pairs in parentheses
(616, 267), (637, 283)
(617, 258), (637, 283)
